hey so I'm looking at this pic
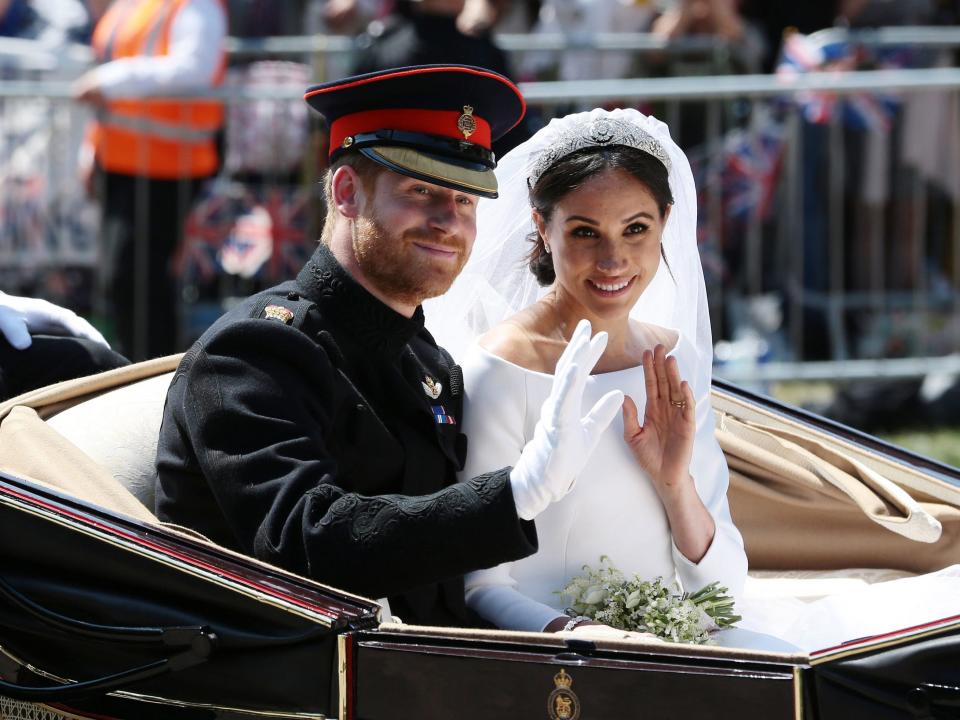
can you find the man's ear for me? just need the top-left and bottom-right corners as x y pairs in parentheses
(331, 165), (366, 219)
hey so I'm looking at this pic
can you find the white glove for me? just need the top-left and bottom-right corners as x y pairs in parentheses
(509, 319), (624, 520)
(0, 292), (109, 351)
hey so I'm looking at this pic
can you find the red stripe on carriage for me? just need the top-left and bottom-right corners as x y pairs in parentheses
(0, 485), (342, 622)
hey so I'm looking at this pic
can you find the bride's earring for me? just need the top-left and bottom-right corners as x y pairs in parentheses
(543, 243), (551, 254)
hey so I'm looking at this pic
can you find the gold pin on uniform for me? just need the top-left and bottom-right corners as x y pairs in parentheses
(264, 305), (294, 324)
(422, 375), (442, 399)
(457, 105), (477, 140)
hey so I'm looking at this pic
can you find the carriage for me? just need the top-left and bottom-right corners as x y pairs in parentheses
(0, 357), (958, 719)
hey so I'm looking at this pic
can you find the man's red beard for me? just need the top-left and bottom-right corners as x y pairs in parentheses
(352, 212), (468, 309)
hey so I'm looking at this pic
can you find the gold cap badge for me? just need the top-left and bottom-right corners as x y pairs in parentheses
(264, 305), (294, 324)
(547, 669), (580, 720)
(457, 105), (477, 140)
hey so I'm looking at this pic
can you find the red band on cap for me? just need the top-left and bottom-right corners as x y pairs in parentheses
(329, 108), (492, 157)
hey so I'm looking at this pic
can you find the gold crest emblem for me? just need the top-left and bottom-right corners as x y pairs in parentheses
(457, 105), (477, 140)
(547, 669), (581, 720)
(421, 375), (443, 399)
(264, 305), (294, 324)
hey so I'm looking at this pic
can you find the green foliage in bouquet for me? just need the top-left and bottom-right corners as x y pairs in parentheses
(558, 556), (741, 644)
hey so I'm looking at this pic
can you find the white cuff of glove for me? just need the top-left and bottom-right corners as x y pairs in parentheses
(509, 424), (564, 521)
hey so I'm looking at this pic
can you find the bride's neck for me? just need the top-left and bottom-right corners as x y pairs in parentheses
(542, 289), (634, 358)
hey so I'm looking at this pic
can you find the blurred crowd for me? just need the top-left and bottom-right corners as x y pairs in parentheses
(1, 0), (959, 425)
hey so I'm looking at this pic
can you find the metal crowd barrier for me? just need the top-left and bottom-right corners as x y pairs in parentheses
(223, 26), (960, 59)
(0, 35), (958, 381)
(516, 70), (960, 384)
(225, 33), (731, 57)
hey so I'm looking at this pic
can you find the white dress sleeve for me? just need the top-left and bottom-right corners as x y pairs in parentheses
(670, 337), (748, 599)
(458, 346), (564, 632)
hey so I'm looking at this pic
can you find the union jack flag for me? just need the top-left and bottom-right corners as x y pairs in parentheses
(721, 122), (786, 222)
(776, 30), (908, 133)
(261, 187), (309, 279)
(176, 182), (313, 285)
(176, 183), (232, 284)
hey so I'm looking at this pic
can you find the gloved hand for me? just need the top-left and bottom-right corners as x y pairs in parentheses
(509, 319), (624, 520)
(565, 624), (664, 643)
(0, 292), (109, 351)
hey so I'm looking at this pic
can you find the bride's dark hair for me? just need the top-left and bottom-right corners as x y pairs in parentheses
(526, 144), (674, 286)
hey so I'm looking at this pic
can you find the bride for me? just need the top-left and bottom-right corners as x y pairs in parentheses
(425, 107), (960, 650)
(426, 108), (751, 640)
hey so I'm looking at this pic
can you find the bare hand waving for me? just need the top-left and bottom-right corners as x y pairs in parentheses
(622, 344), (696, 499)
(621, 344), (715, 563)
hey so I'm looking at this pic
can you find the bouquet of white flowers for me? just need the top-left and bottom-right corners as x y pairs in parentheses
(558, 557), (741, 644)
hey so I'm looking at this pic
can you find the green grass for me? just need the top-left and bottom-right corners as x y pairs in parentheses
(878, 428), (960, 470)
(770, 382), (960, 470)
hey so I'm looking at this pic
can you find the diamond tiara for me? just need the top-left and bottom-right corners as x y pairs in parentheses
(528, 116), (672, 188)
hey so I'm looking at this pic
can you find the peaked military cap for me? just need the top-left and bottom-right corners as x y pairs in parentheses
(304, 65), (526, 199)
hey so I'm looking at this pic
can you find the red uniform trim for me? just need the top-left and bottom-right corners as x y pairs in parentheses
(329, 108), (492, 155)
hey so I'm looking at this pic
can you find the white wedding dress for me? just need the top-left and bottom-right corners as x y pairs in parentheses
(457, 324), (960, 653)
(459, 322), (749, 634)
(736, 565), (960, 652)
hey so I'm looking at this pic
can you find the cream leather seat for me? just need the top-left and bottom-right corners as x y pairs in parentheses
(46, 371), (175, 511)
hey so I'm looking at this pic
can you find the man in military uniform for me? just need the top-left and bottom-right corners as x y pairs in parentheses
(155, 65), (622, 626)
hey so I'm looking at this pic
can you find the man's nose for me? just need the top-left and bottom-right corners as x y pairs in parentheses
(427, 192), (461, 232)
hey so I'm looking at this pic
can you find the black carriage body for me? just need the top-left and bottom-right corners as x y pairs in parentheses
(343, 619), (960, 720)
(0, 474), (380, 719)
(345, 627), (806, 719)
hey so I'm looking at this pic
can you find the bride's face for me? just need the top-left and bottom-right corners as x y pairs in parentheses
(535, 168), (670, 321)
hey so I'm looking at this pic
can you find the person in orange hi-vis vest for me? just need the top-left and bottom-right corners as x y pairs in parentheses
(73, 0), (227, 361)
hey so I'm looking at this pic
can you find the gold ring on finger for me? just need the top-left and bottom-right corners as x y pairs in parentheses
(670, 399), (686, 408)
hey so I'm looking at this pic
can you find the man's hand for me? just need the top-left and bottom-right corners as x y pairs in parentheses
(0, 293), (109, 350)
(72, 70), (107, 108)
(322, 0), (360, 33)
(456, 0), (498, 36)
(509, 319), (624, 520)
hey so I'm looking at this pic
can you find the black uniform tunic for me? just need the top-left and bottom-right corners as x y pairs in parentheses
(155, 244), (537, 625)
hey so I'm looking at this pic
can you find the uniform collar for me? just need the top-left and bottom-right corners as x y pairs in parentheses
(297, 243), (425, 356)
